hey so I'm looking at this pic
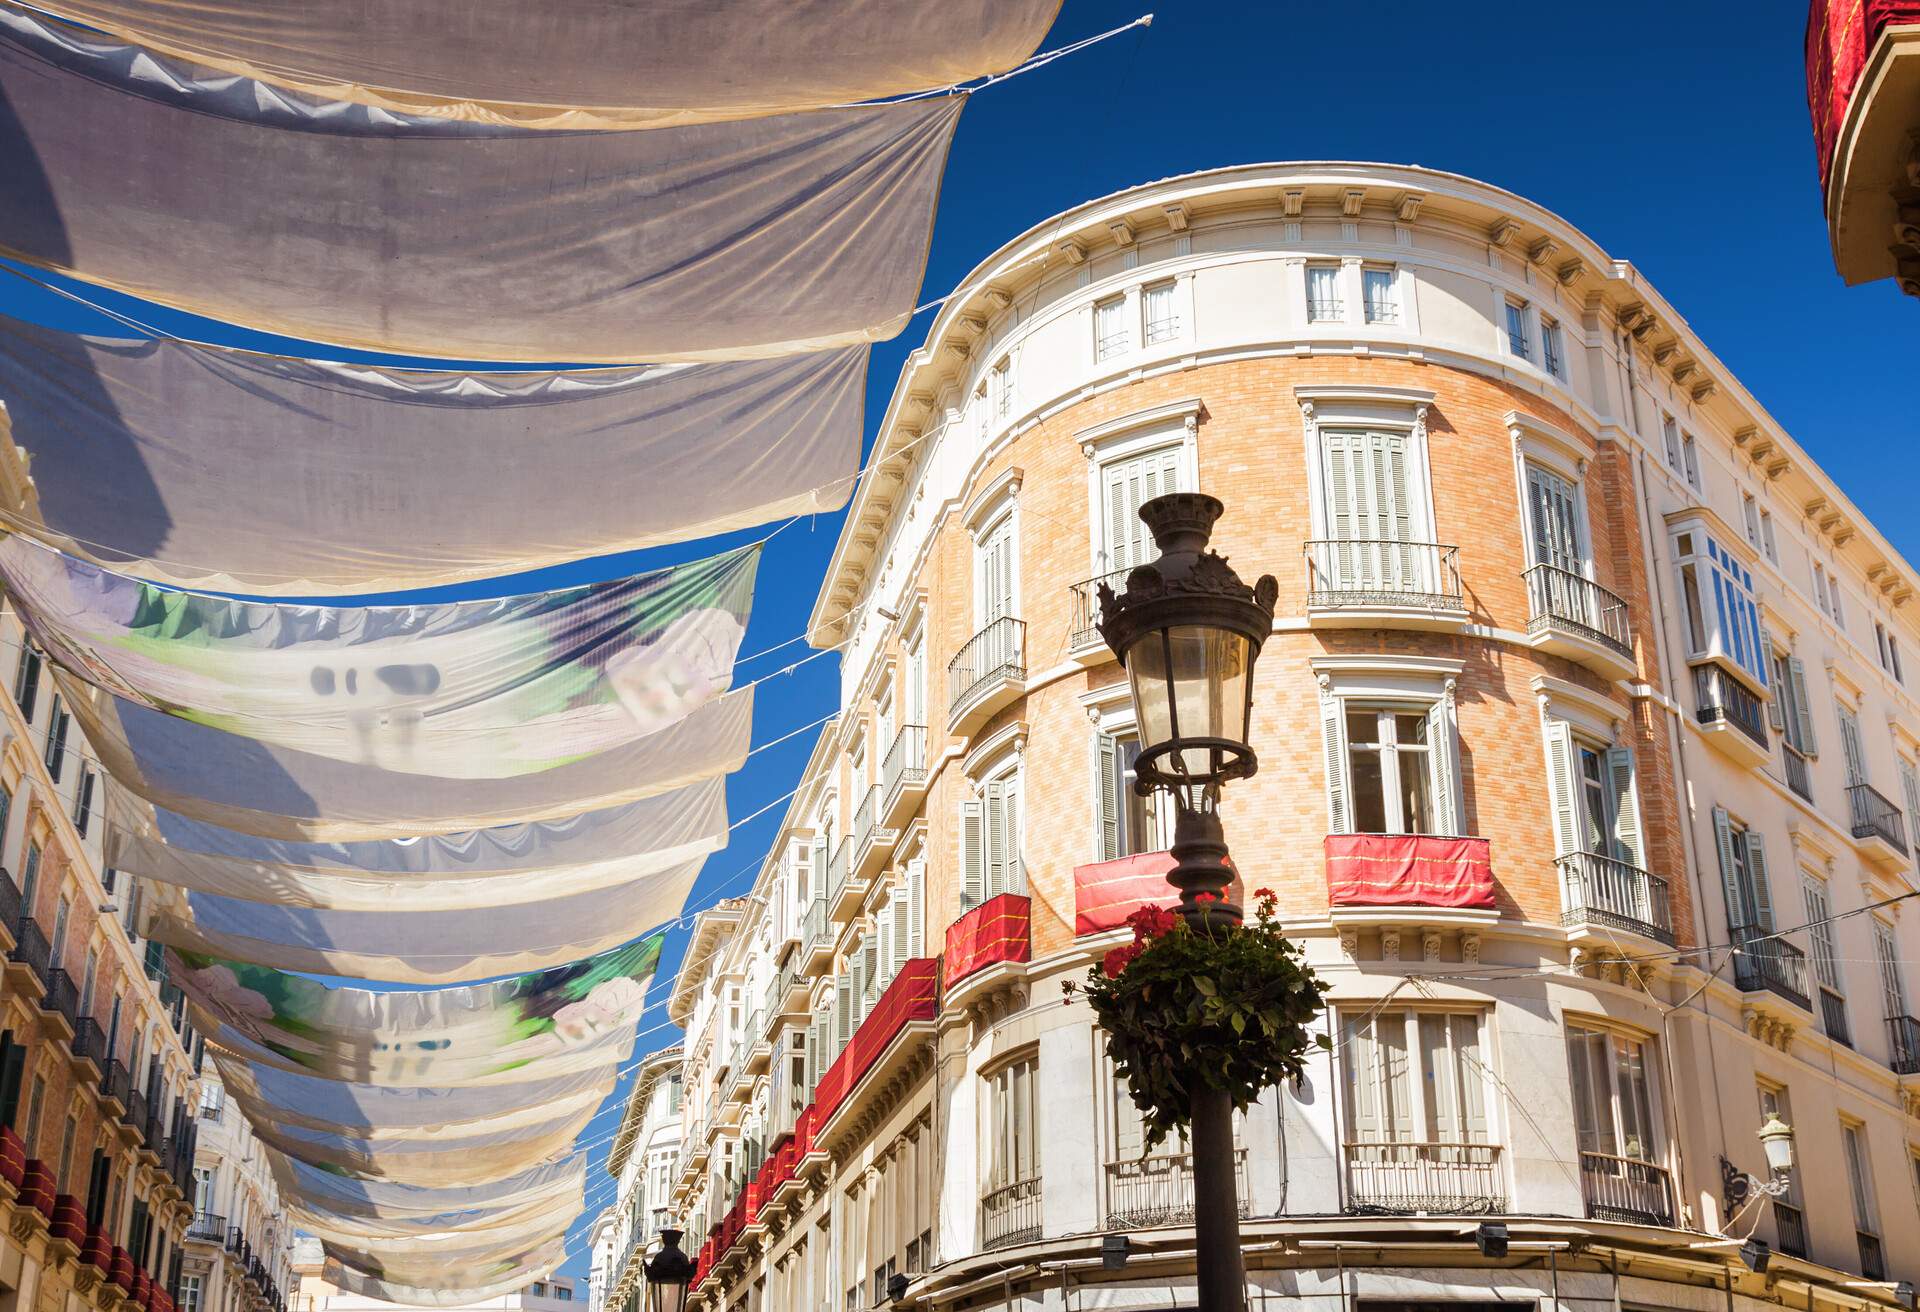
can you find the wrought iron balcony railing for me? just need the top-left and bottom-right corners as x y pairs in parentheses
(1067, 569), (1128, 654)
(188, 1213), (227, 1243)
(1887, 1014), (1920, 1075)
(1819, 986), (1852, 1047)
(1105, 1149), (1247, 1229)
(8, 916), (51, 982)
(1304, 539), (1462, 610)
(1578, 1150), (1674, 1227)
(1775, 1201), (1808, 1257)
(1859, 1231), (1886, 1282)
(1693, 665), (1768, 749)
(1730, 924), (1811, 1011)
(881, 724), (928, 810)
(1343, 1141), (1506, 1215)
(1557, 851), (1674, 945)
(1846, 782), (1909, 855)
(1524, 563), (1633, 657)
(948, 617), (1025, 717)
(1782, 742), (1814, 801)
(70, 1017), (105, 1067)
(42, 967), (80, 1026)
(979, 1176), (1042, 1250)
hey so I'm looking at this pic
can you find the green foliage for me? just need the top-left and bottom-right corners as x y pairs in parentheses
(1069, 889), (1331, 1149)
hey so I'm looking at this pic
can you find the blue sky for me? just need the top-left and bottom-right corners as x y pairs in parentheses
(3, 0), (1915, 1278)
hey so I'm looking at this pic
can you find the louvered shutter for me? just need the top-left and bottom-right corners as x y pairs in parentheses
(1384, 432), (1412, 588)
(1012, 1061), (1034, 1182)
(1380, 1013), (1413, 1142)
(1425, 697), (1458, 836)
(890, 895), (909, 975)
(1324, 433), (1356, 587)
(850, 946), (866, 1024)
(834, 975), (851, 1052)
(1712, 806), (1746, 931)
(1605, 746), (1643, 868)
(1902, 760), (1920, 876)
(1543, 720), (1580, 857)
(1344, 1014), (1382, 1142)
(961, 800), (985, 910)
(1006, 784), (1024, 894)
(1103, 446), (1184, 574)
(862, 937), (879, 1006)
(1320, 685), (1350, 833)
(907, 861), (926, 959)
(1838, 705), (1866, 786)
(876, 907), (893, 991)
(1454, 1015), (1490, 1144)
(984, 780), (1007, 899)
(1874, 921), (1906, 1018)
(1419, 1013), (1459, 1142)
(1097, 733), (1121, 861)
(1766, 679), (1786, 731)
(1789, 658), (1818, 755)
(1112, 1080), (1146, 1161)
(1745, 829), (1775, 931)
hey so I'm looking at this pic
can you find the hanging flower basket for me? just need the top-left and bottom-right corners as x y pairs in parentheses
(1068, 888), (1331, 1149)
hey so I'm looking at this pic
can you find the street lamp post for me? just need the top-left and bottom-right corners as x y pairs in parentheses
(1096, 492), (1277, 1312)
(641, 1229), (694, 1312)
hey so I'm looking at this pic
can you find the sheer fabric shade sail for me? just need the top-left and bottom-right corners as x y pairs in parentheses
(0, 317), (864, 593)
(0, 9), (962, 361)
(15, 0), (1062, 128)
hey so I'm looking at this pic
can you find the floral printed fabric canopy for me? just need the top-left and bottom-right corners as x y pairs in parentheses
(0, 8), (963, 361)
(0, 318), (863, 594)
(14, 0), (1060, 128)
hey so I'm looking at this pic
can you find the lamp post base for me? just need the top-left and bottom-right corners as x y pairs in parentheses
(1167, 804), (1240, 926)
(1190, 1084), (1246, 1312)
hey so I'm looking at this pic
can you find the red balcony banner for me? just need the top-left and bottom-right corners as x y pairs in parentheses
(20, 1158), (55, 1218)
(51, 1193), (86, 1245)
(812, 958), (937, 1127)
(1073, 851), (1244, 936)
(0, 1125), (23, 1190)
(1324, 834), (1495, 910)
(1806, 0), (1920, 190)
(943, 893), (1031, 986)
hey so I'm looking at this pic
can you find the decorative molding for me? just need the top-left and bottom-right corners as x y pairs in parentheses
(1395, 192), (1425, 222)
(1054, 237), (1086, 265)
(1488, 218), (1519, 247)
(1163, 201), (1190, 231)
(1341, 188), (1366, 217)
(1528, 236), (1560, 266)
(1281, 187), (1305, 218)
(1107, 218), (1135, 247)
(1380, 926), (1401, 963)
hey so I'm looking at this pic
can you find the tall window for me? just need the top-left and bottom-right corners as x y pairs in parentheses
(1504, 299), (1530, 360)
(1142, 280), (1179, 344)
(1318, 427), (1423, 593)
(1760, 510), (1778, 562)
(1681, 432), (1700, 490)
(990, 356), (1013, 419)
(1525, 464), (1586, 576)
(1099, 444), (1185, 576)
(1096, 730), (1167, 861)
(1803, 873), (1848, 1043)
(1341, 1009), (1490, 1147)
(982, 1056), (1039, 1197)
(1874, 918), (1907, 1022)
(1771, 647), (1818, 773)
(73, 768), (96, 839)
(178, 1274), (201, 1312)
(1094, 295), (1128, 361)
(44, 693), (69, 781)
(1345, 707), (1438, 835)
(1901, 758), (1920, 874)
(13, 643), (41, 718)
(1836, 702), (1867, 787)
(1362, 267), (1399, 325)
(1712, 808), (1774, 935)
(1743, 493), (1761, 545)
(1662, 415), (1681, 470)
(1842, 1120), (1882, 1271)
(1671, 524), (1769, 690)
(79, 946), (97, 1016)
(51, 895), (70, 967)
(1757, 1083), (1804, 1249)
(975, 516), (1015, 629)
(1540, 316), (1564, 378)
(1566, 1025), (1662, 1165)
(1306, 264), (1343, 321)
(961, 776), (1022, 908)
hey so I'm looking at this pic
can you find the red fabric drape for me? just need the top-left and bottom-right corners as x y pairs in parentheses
(1806, 0), (1920, 190)
(1324, 834), (1496, 910)
(943, 893), (1031, 985)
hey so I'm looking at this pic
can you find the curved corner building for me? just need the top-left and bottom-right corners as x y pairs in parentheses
(662, 164), (1920, 1311)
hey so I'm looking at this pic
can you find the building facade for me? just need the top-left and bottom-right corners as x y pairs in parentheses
(587, 1047), (683, 1312)
(0, 611), (229, 1312)
(179, 1070), (295, 1312)
(290, 1243), (574, 1312)
(681, 162), (1919, 1312)
(1807, 0), (1920, 298)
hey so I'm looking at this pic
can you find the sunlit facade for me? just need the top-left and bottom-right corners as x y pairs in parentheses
(587, 1046), (683, 1312)
(664, 162), (1917, 1311)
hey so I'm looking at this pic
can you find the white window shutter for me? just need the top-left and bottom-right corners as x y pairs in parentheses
(1320, 684), (1349, 833)
(1604, 746), (1643, 869)
(1454, 1015), (1490, 1144)
(1745, 828), (1776, 931)
(1097, 733), (1121, 861)
(1425, 695), (1459, 836)
(960, 799), (985, 910)
(1711, 806), (1745, 930)
(1006, 783), (1024, 895)
(1543, 719), (1580, 857)
(906, 860), (926, 959)
(890, 894), (909, 975)
(834, 974), (851, 1051)
(984, 780), (1007, 899)
(1343, 1014), (1382, 1141)
(1419, 1014), (1460, 1141)
(1789, 657), (1819, 755)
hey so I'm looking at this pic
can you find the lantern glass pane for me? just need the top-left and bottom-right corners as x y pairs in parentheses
(1127, 624), (1251, 779)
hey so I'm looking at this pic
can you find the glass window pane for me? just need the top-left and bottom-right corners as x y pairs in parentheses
(1346, 708), (1379, 745)
(1350, 746), (1387, 833)
(1395, 712), (1427, 746)
(1400, 750), (1432, 834)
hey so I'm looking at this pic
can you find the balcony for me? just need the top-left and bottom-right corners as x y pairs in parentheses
(1066, 569), (1127, 662)
(979, 1176), (1042, 1250)
(1887, 1013), (1920, 1075)
(800, 897), (832, 975)
(1846, 781), (1910, 872)
(69, 1018), (105, 1079)
(188, 1213), (227, 1244)
(1783, 742), (1814, 802)
(6, 916), (51, 999)
(1774, 1201), (1808, 1258)
(1692, 664), (1770, 767)
(880, 724), (929, 827)
(1326, 834), (1496, 911)
(1730, 925), (1811, 1012)
(102, 1060), (132, 1114)
(1303, 539), (1466, 631)
(1819, 987), (1853, 1047)
(825, 838), (859, 923)
(0, 869), (16, 952)
(943, 893), (1030, 1010)
(1343, 1141), (1506, 1215)
(850, 786), (896, 882)
(1579, 1150), (1674, 1227)
(1523, 564), (1636, 678)
(765, 959), (807, 1022)
(1558, 851), (1675, 947)
(947, 616), (1025, 735)
(124, 1088), (149, 1144)
(40, 967), (79, 1036)
(1105, 1148), (1247, 1229)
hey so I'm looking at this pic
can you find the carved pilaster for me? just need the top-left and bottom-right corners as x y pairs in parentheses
(1380, 927), (1401, 963)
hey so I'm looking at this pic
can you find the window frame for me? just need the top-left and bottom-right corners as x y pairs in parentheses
(1504, 298), (1531, 361)
(1306, 262), (1345, 323)
(1564, 1021), (1667, 1167)
(1540, 314), (1564, 378)
(1361, 265), (1400, 326)
(1314, 661), (1463, 838)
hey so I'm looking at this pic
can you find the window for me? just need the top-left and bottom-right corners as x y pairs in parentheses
(57, 1113), (76, 1190)
(1142, 280), (1179, 344)
(1362, 267), (1399, 325)
(1901, 759), (1920, 876)
(1662, 415), (1681, 469)
(1681, 432), (1699, 490)
(1332, 701), (1459, 837)
(20, 841), (40, 918)
(1771, 647), (1817, 797)
(982, 1055), (1039, 1194)
(1711, 807), (1775, 935)
(1098, 444), (1185, 576)
(1093, 295), (1128, 362)
(1891, 634), (1905, 684)
(1841, 1121), (1881, 1257)
(961, 775), (1022, 908)
(1544, 726), (1643, 868)
(1671, 524), (1769, 690)
(1757, 1084), (1804, 1249)
(1566, 1025), (1663, 1165)
(1540, 316), (1564, 378)
(22, 1074), (44, 1150)
(1342, 1009), (1491, 1147)
(0, 782), (10, 851)
(50, 895), (70, 967)
(1525, 463), (1586, 575)
(1743, 494), (1761, 546)
(73, 768), (95, 839)
(1096, 730), (1168, 861)
(1317, 427), (1426, 593)
(1875, 917), (1908, 1023)
(1759, 510), (1778, 562)
(991, 356), (1012, 420)
(1306, 264), (1343, 322)
(44, 693), (69, 781)
(1803, 873), (1848, 1044)
(13, 643), (41, 718)
(79, 946), (96, 1016)
(199, 1081), (224, 1120)
(975, 514), (1015, 628)
(1828, 569), (1846, 627)
(193, 1165), (214, 1214)
(178, 1274), (202, 1312)
(1836, 702), (1867, 788)
(1504, 300), (1530, 360)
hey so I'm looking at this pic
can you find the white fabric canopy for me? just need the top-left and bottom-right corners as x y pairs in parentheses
(257, 1106), (596, 1185)
(110, 779), (726, 910)
(60, 673), (753, 839)
(0, 9), (962, 361)
(214, 1056), (612, 1138)
(4, 535), (756, 777)
(322, 1250), (566, 1309)
(324, 1230), (570, 1287)
(17, 0), (1061, 128)
(0, 317), (862, 592)
(275, 1149), (584, 1221)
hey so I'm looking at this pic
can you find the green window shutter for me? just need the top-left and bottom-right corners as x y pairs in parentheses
(1712, 806), (1746, 930)
(1745, 828), (1775, 932)
(1320, 685), (1349, 834)
(1543, 719), (1580, 857)
(1605, 746), (1643, 869)
(960, 799), (984, 910)
(1097, 733), (1121, 862)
